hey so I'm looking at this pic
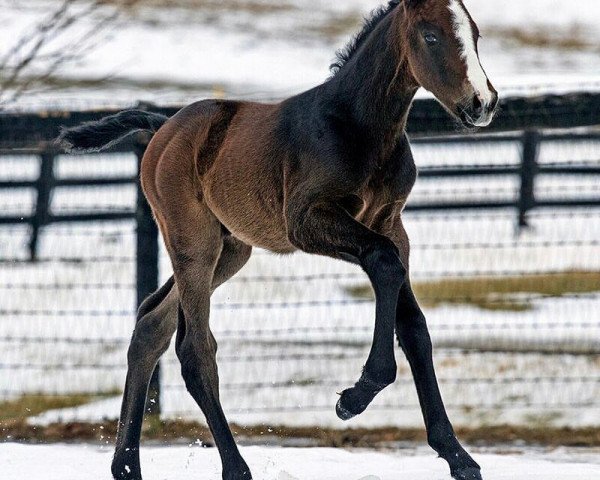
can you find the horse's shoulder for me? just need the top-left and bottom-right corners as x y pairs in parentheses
(366, 133), (417, 199)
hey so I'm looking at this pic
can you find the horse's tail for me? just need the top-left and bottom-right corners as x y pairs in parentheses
(57, 110), (169, 153)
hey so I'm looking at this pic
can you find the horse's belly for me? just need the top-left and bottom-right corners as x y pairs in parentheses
(203, 170), (295, 254)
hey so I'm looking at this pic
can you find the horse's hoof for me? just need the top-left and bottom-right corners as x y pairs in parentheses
(112, 450), (142, 480)
(335, 396), (356, 420)
(223, 458), (252, 480)
(223, 469), (252, 480)
(335, 372), (391, 421)
(335, 387), (371, 420)
(451, 467), (483, 480)
(111, 464), (142, 480)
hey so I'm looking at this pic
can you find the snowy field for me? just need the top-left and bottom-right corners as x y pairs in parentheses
(3, 444), (600, 480)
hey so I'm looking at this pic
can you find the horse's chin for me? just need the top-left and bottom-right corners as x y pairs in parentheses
(458, 110), (477, 129)
(456, 109), (496, 129)
(439, 103), (477, 129)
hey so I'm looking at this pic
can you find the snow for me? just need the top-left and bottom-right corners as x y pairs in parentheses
(2, 443), (600, 480)
(1, 0), (600, 433)
(468, 0), (600, 30)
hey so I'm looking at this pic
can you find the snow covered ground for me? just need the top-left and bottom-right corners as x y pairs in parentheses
(3, 443), (600, 480)
(1, 0), (599, 431)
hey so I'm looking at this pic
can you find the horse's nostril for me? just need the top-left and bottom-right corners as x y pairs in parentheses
(472, 95), (483, 116)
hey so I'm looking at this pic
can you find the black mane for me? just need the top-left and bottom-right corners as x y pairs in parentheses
(330, 0), (401, 74)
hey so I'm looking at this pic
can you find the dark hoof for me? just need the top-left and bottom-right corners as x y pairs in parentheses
(335, 374), (390, 421)
(112, 450), (142, 480)
(335, 396), (357, 420)
(223, 458), (252, 480)
(223, 468), (252, 480)
(335, 386), (371, 420)
(451, 467), (483, 480)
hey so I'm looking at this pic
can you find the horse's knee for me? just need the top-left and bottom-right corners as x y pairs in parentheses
(128, 279), (178, 367)
(177, 334), (218, 386)
(137, 276), (175, 320)
(127, 312), (174, 367)
(126, 334), (158, 372)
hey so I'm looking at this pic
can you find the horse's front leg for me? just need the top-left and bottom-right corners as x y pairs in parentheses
(286, 200), (405, 419)
(392, 224), (482, 480)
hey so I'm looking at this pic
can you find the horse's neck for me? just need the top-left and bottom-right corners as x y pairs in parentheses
(324, 11), (418, 148)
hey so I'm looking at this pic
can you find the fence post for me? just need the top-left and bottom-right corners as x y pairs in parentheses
(518, 130), (540, 229)
(134, 132), (161, 415)
(29, 150), (56, 261)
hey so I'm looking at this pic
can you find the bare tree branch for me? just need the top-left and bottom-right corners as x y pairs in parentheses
(0, 0), (140, 108)
(0, 0), (72, 71)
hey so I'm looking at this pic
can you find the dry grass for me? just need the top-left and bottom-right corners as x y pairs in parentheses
(101, 0), (296, 14)
(2, 394), (599, 446)
(487, 25), (598, 51)
(0, 394), (98, 422)
(4, 417), (600, 447)
(304, 11), (363, 41)
(103, 0), (361, 41)
(345, 271), (600, 312)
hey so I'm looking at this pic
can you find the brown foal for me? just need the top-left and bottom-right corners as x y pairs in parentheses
(60, 1), (498, 479)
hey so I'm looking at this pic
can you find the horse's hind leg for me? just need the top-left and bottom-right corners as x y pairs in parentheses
(212, 235), (252, 291)
(158, 200), (251, 480)
(111, 237), (251, 480)
(112, 277), (178, 480)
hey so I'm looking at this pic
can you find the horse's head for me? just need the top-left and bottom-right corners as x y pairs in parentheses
(401, 0), (498, 127)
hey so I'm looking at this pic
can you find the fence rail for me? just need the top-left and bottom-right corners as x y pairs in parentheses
(2, 92), (600, 147)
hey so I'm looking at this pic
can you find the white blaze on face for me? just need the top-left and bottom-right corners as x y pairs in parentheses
(448, 0), (495, 126)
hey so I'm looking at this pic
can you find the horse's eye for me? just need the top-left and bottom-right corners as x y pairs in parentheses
(424, 33), (438, 45)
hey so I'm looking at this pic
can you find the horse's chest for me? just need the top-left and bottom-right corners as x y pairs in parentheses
(363, 157), (417, 201)
(354, 187), (408, 229)
(351, 154), (417, 226)
(361, 137), (417, 192)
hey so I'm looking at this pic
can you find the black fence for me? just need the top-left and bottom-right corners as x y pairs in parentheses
(0, 92), (599, 424)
